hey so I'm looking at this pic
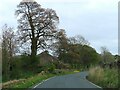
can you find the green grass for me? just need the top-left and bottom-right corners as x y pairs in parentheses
(2, 70), (36, 83)
(101, 68), (119, 88)
(2, 69), (76, 89)
(88, 66), (119, 88)
(12, 74), (54, 88)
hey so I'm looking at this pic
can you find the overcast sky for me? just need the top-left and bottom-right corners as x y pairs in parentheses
(0, 0), (118, 55)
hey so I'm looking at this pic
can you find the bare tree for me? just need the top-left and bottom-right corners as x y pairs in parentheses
(68, 35), (90, 46)
(15, 0), (59, 59)
(50, 29), (68, 56)
(2, 24), (17, 80)
(101, 46), (114, 63)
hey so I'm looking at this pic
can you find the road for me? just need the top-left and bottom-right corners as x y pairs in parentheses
(33, 71), (102, 89)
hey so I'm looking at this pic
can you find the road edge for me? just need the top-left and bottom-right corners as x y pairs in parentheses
(33, 76), (56, 88)
(85, 77), (102, 89)
(32, 72), (102, 89)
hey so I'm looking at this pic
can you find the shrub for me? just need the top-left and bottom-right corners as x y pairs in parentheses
(42, 63), (56, 73)
(48, 64), (56, 73)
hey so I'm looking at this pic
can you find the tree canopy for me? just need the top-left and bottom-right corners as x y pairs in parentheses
(15, 0), (59, 58)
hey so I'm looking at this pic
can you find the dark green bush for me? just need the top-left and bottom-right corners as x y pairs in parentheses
(41, 63), (56, 73)
(48, 64), (56, 73)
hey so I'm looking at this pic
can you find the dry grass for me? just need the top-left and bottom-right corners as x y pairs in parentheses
(2, 71), (45, 88)
(2, 79), (26, 88)
(88, 66), (104, 83)
(88, 66), (118, 88)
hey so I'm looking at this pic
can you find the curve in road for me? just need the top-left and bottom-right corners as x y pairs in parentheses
(33, 71), (102, 89)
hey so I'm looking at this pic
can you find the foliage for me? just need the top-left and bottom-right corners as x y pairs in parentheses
(2, 73), (53, 89)
(48, 64), (56, 73)
(100, 46), (115, 63)
(68, 35), (90, 46)
(2, 54), (41, 82)
(2, 24), (18, 81)
(54, 34), (100, 69)
(2, 69), (75, 89)
(88, 66), (118, 88)
(15, 0), (59, 59)
(42, 63), (56, 73)
(80, 45), (100, 67)
(53, 29), (68, 57)
(59, 43), (100, 69)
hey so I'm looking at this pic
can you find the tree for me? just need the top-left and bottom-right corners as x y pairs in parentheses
(0, 41), (2, 81)
(15, 0), (59, 60)
(56, 34), (99, 69)
(2, 24), (17, 81)
(68, 35), (90, 46)
(79, 45), (100, 67)
(55, 29), (68, 56)
(101, 46), (114, 63)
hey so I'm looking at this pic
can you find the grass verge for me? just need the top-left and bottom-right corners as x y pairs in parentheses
(2, 69), (77, 89)
(88, 66), (119, 88)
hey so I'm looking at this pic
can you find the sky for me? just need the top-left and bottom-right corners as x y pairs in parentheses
(0, 0), (119, 55)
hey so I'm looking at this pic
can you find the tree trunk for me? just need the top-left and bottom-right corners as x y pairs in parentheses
(29, 14), (37, 60)
(31, 38), (37, 59)
(30, 38), (38, 70)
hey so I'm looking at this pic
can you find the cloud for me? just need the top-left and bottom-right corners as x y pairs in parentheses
(0, 0), (118, 54)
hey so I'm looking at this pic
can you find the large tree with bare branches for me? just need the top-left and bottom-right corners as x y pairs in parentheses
(15, 0), (59, 59)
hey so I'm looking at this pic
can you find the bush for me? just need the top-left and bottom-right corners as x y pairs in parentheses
(3, 54), (41, 82)
(48, 64), (56, 73)
(52, 69), (63, 74)
(42, 63), (56, 73)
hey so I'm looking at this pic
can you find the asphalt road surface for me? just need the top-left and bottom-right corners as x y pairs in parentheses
(33, 71), (102, 89)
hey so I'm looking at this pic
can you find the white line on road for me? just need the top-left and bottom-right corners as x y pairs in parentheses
(86, 80), (102, 89)
(33, 76), (56, 88)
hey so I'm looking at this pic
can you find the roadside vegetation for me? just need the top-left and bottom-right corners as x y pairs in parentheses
(87, 47), (119, 88)
(88, 66), (119, 88)
(2, 69), (76, 89)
